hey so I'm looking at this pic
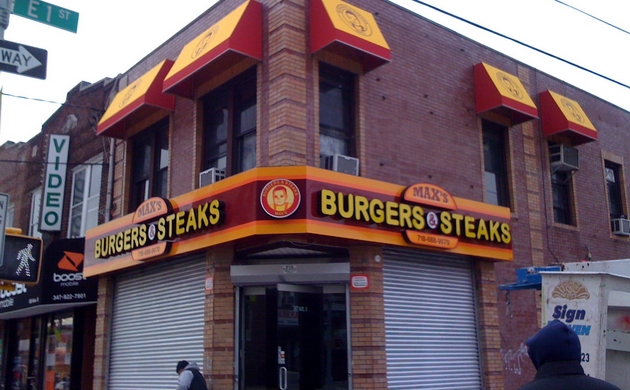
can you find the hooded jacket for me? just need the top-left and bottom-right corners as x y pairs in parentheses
(176, 362), (208, 390)
(517, 320), (620, 390)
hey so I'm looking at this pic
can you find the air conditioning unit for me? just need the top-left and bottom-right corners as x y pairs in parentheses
(611, 218), (630, 236)
(199, 168), (225, 187)
(324, 154), (360, 176)
(549, 144), (579, 172)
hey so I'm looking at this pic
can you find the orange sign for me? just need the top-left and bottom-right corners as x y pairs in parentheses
(403, 183), (457, 210)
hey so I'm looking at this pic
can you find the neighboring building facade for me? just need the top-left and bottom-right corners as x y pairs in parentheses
(0, 79), (114, 390)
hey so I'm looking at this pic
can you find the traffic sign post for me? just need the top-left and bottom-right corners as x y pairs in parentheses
(12, 0), (79, 33)
(0, 193), (8, 267)
(0, 38), (47, 79)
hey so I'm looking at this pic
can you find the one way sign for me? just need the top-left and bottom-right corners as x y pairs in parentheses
(0, 39), (48, 80)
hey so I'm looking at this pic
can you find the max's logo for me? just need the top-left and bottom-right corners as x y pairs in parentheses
(58, 252), (84, 272)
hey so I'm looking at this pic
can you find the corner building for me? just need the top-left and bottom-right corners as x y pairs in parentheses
(86, 1), (630, 389)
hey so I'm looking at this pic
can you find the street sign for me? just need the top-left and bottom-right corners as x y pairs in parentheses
(0, 193), (8, 267)
(0, 39), (47, 79)
(12, 0), (79, 33)
(0, 233), (43, 284)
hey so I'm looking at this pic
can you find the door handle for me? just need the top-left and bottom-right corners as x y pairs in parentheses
(279, 366), (287, 390)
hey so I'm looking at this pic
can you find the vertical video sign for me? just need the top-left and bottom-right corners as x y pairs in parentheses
(0, 193), (8, 266)
(41, 134), (69, 231)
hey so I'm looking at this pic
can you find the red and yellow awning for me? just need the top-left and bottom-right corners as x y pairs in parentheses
(163, 0), (262, 98)
(474, 62), (538, 125)
(97, 60), (175, 139)
(311, 0), (390, 72)
(539, 90), (597, 145)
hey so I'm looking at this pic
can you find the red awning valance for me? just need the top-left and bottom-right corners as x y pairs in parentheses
(97, 60), (175, 139)
(474, 62), (538, 125)
(310, 0), (390, 72)
(163, 0), (262, 99)
(539, 90), (597, 145)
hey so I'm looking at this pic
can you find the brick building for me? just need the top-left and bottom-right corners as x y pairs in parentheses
(0, 79), (113, 390)
(4, 0), (630, 389)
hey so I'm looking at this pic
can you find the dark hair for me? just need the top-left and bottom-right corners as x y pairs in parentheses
(176, 360), (189, 373)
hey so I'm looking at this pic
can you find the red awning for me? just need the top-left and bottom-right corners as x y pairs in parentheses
(474, 62), (538, 125)
(539, 90), (597, 145)
(97, 60), (175, 139)
(310, 0), (390, 72)
(162, 0), (262, 98)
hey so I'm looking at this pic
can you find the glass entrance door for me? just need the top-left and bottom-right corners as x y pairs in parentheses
(240, 284), (348, 390)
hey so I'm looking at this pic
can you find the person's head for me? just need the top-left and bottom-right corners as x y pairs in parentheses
(176, 360), (189, 375)
(526, 319), (581, 370)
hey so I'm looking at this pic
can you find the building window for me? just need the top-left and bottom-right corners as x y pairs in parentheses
(30, 188), (42, 238)
(202, 68), (257, 176)
(482, 120), (510, 207)
(131, 119), (169, 211)
(6, 203), (15, 228)
(605, 160), (624, 219)
(69, 156), (103, 238)
(319, 63), (355, 164)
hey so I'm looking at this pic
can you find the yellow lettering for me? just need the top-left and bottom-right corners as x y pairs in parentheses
(338, 192), (354, 219)
(197, 203), (209, 228)
(115, 232), (124, 253)
(355, 196), (369, 221)
(398, 203), (412, 229)
(476, 219), (489, 240)
(451, 213), (464, 236)
(186, 208), (198, 232)
(489, 220), (501, 242)
(501, 223), (512, 244)
(165, 214), (176, 238)
(412, 206), (425, 230)
(385, 201), (399, 226)
(440, 212), (452, 235)
(95, 239), (101, 259)
(370, 199), (385, 224)
(320, 190), (337, 216)
(157, 217), (166, 240)
(464, 216), (476, 239)
(138, 224), (147, 246)
(176, 211), (186, 236)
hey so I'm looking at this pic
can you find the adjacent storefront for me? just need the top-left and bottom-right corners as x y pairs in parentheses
(0, 239), (98, 390)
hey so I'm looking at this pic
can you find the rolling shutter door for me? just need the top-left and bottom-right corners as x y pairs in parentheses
(383, 248), (482, 389)
(109, 255), (206, 390)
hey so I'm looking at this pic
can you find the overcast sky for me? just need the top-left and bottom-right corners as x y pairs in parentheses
(1, 0), (629, 145)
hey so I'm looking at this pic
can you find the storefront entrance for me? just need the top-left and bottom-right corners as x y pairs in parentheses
(239, 284), (348, 390)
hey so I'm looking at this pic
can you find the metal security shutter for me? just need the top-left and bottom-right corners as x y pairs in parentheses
(109, 255), (206, 390)
(383, 248), (482, 389)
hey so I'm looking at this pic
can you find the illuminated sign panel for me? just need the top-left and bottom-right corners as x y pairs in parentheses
(84, 167), (512, 277)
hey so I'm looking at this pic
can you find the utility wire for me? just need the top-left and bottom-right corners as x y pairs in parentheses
(555, 0), (630, 36)
(0, 91), (104, 112)
(407, 0), (630, 90)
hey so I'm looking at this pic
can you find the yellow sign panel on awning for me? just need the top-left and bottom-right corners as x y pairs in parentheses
(321, 0), (389, 50)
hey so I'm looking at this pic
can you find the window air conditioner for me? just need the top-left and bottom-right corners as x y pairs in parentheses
(324, 154), (360, 176)
(611, 218), (630, 236)
(199, 168), (225, 188)
(549, 144), (579, 172)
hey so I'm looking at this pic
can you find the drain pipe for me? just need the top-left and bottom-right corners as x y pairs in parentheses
(105, 137), (115, 222)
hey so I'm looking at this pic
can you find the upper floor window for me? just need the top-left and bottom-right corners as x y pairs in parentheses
(605, 160), (624, 219)
(131, 119), (169, 211)
(549, 143), (575, 225)
(482, 120), (510, 207)
(30, 188), (42, 238)
(69, 156), (103, 238)
(319, 63), (355, 164)
(202, 68), (257, 177)
(6, 203), (15, 228)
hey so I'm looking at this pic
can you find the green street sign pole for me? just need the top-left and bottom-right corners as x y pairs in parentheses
(12, 0), (79, 33)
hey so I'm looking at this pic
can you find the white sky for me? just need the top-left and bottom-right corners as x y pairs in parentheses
(1, 0), (629, 145)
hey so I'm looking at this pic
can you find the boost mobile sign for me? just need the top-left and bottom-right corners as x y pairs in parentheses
(41, 135), (70, 231)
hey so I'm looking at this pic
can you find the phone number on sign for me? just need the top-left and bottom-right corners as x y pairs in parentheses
(52, 293), (87, 301)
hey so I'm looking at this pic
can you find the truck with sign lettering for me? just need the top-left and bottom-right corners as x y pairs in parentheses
(539, 260), (630, 389)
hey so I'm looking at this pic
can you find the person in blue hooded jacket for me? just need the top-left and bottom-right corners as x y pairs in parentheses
(518, 320), (620, 390)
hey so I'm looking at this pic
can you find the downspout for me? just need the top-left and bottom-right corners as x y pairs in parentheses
(105, 137), (115, 222)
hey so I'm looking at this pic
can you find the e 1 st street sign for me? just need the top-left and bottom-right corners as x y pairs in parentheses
(0, 39), (47, 79)
(12, 0), (79, 33)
